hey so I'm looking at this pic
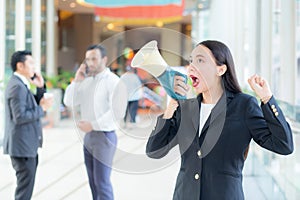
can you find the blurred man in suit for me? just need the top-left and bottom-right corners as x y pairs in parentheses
(3, 50), (53, 200)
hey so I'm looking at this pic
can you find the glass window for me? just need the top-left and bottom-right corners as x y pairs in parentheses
(25, 0), (32, 50)
(271, 0), (281, 96)
(297, 0), (300, 105)
(5, 0), (15, 75)
(41, 0), (47, 72)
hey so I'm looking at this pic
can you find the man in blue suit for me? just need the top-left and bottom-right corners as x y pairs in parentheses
(3, 50), (53, 200)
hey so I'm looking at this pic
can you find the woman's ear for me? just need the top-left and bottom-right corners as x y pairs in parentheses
(217, 64), (227, 76)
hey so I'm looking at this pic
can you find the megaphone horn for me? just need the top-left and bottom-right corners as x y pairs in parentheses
(131, 40), (187, 100)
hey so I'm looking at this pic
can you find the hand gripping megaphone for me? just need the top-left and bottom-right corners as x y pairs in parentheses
(131, 40), (187, 100)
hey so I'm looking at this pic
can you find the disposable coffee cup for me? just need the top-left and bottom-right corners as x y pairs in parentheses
(43, 93), (54, 99)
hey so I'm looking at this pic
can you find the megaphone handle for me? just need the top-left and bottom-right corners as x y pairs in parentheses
(171, 70), (187, 100)
(157, 68), (187, 100)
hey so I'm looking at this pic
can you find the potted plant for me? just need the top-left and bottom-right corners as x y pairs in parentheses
(43, 70), (75, 127)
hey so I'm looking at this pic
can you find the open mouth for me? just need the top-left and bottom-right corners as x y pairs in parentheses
(190, 75), (200, 87)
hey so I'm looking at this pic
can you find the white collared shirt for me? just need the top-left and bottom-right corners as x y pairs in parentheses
(14, 72), (30, 89)
(64, 68), (127, 131)
(199, 102), (215, 136)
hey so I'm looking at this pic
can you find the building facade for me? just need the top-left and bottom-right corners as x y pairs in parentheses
(1, 0), (300, 198)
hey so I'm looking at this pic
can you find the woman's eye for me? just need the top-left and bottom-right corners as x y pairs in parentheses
(198, 59), (204, 63)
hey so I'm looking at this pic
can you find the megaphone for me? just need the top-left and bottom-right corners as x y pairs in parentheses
(131, 40), (187, 100)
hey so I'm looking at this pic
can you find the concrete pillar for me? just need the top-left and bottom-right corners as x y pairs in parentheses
(246, 0), (259, 82)
(191, 9), (201, 44)
(74, 14), (94, 63)
(15, 0), (26, 50)
(231, 0), (246, 87)
(254, 0), (263, 76)
(259, 0), (273, 85)
(46, 0), (57, 76)
(0, 0), (6, 143)
(161, 24), (181, 66)
(279, 0), (296, 104)
(0, 0), (5, 80)
(32, 0), (41, 72)
(191, 0), (211, 44)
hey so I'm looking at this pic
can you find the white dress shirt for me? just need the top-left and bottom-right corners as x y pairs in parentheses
(64, 68), (127, 131)
(14, 72), (30, 89)
(199, 103), (215, 136)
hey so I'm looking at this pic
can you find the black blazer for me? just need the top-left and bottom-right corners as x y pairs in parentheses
(3, 75), (45, 157)
(146, 91), (293, 200)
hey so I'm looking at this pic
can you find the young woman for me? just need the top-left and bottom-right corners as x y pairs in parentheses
(146, 40), (293, 200)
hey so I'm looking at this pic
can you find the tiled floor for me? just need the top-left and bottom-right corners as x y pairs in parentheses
(0, 115), (299, 200)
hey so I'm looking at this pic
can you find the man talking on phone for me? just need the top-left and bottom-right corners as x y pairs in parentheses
(64, 44), (126, 200)
(3, 50), (53, 200)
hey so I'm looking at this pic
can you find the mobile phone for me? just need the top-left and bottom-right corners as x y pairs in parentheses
(83, 61), (90, 77)
(31, 73), (37, 80)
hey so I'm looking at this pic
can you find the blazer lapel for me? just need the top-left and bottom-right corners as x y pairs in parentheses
(13, 75), (29, 91)
(191, 101), (200, 132)
(191, 95), (201, 132)
(198, 91), (235, 156)
(200, 90), (234, 135)
(13, 75), (37, 106)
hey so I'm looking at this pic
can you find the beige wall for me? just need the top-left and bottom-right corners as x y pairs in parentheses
(161, 24), (182, 66)
(57, 14), (94, 71)
(58, 16), (189, 72)
(74, 14), (94, 62)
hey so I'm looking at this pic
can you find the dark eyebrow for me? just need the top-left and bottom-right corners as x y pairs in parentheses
(189, 54), (205, 59)
(195, 54), (206, 58)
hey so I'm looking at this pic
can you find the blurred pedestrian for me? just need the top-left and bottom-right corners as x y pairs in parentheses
(121, 68), (143, 126)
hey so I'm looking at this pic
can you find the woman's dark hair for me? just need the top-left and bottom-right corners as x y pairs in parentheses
(198, 40), (242, 93)
(87, 44), (107, 58)
(10, 50), (32, 72)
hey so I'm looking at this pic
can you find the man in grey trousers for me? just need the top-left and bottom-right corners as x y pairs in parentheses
(3, 50), (52, 200)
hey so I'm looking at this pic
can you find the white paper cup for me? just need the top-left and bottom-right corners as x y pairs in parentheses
(43, 93), (54, 99)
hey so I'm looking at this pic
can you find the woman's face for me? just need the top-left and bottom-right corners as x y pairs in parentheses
(188, 45), (221, 94)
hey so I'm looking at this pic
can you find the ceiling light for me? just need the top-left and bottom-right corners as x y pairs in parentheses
(156, 21), (164, 27)
(107, 23), (115, 30)
(76, 0), (94, 7)
(70, 2), (76, 8)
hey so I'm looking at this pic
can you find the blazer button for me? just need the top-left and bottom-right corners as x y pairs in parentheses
(194, 173), (200, 180)
(275, 112), (279, 116)
(271, 105), (275, 109)
(272, 108), (277, 113)
(197, 150), (202, 157)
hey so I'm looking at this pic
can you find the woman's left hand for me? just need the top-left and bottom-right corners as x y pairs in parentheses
(174, 75), (189, 96)
(248, 74), (272, 103)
